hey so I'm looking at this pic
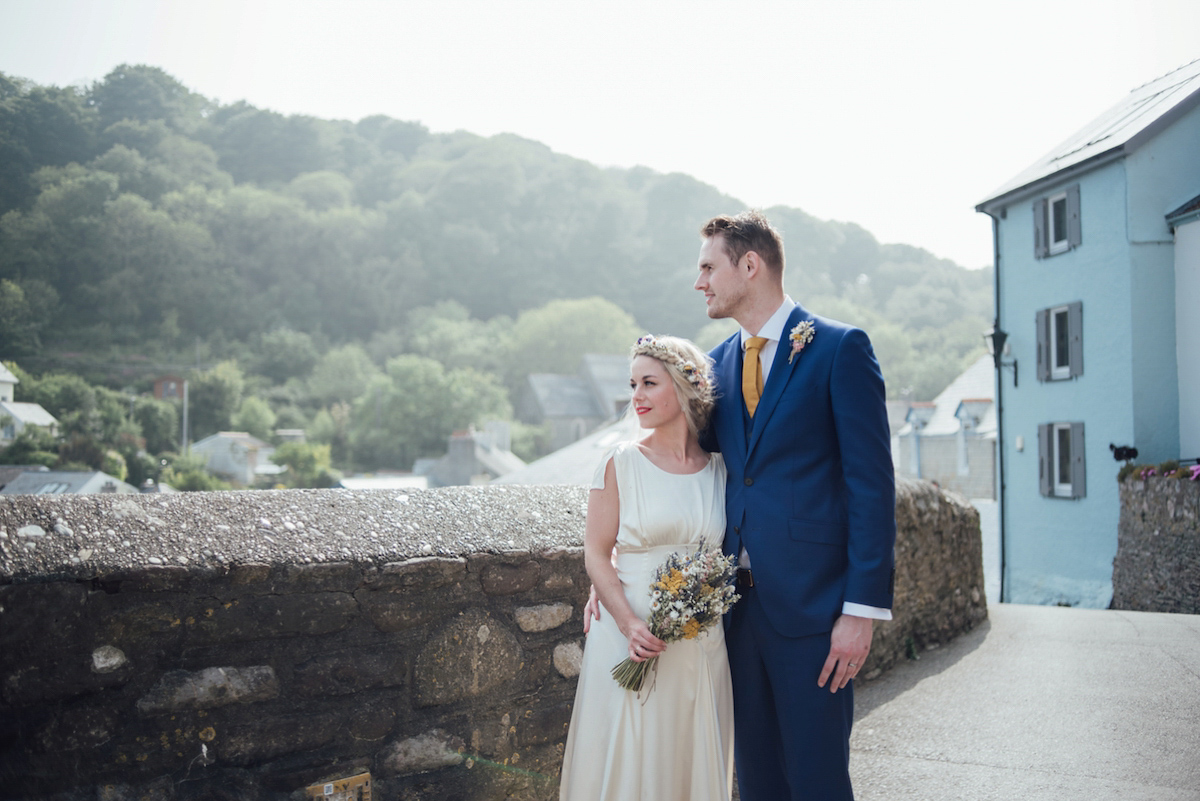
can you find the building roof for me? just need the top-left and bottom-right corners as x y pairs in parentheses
(0, 401), (58, 427)
(1167, 192), (1200, 229)
(897, 355), (996, 438)
(978, 59), (1200, 210)
(493, 414), (642, 486)
(0, 465), (49, 490)
(191, 431), (271, 450)
(579, 354), (633, 418)
(525, 374), (603, 418)
(0, 470), (139, 495)
(0, 364), (19, 384)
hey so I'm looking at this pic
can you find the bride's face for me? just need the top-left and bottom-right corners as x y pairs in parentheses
(630, 355), (682, 429)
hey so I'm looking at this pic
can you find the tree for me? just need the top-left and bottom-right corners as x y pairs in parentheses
(308, 344), (380, 408)
(231, 396), (276, 441)
(271, 441), (337, 488)
(133, 396), (179, 455)
(254, 328), (319, 383)
(349, 355), (510, 470)
(0, 426), (58, 467)
(502, 297), (642, 392)
(188, 360), (244, 441)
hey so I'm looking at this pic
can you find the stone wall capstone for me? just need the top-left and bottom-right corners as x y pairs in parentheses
(1112, 476), (1200, 613)
(0, 480), (984, 800)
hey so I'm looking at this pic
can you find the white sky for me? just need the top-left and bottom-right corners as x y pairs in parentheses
(2, 0), (1198, 270)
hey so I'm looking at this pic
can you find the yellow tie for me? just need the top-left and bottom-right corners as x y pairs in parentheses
(742, 336), (769, 417)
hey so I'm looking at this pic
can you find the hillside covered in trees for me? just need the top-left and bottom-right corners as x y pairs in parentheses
(0, 64), (991, 480)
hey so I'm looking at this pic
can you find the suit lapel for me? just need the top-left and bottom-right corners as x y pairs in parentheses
(715, 335), (748, 460)
(747, 305), (810, 457)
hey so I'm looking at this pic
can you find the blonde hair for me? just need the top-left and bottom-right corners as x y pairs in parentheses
(629, 335), (716, 437)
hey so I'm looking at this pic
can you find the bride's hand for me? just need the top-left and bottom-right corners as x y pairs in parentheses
(623, 619), (666, 662)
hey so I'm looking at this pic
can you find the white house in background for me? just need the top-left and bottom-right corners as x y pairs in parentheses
(895, 355), (1000, 603)
(190, 431), (285, 486)
(1169, 194), (1200, 459)
(0, 470), (139, 495)
(494, 414), (641, 486)
(895, 355), (997, 499)
(0, 363), (59, 444)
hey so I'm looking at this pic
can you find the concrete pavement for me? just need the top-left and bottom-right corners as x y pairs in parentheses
(849, 604), (1200, 800)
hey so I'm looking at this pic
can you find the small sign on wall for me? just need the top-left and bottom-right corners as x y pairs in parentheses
(305, 772), (371, 801)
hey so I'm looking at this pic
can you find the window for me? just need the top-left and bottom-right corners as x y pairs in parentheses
(1038, 422), (1086, 498)
(1033, 184), (1081, 258)
(1037, 301), (1082, 381)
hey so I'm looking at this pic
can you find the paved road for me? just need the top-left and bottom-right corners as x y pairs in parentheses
(850, 603), (1200, 800)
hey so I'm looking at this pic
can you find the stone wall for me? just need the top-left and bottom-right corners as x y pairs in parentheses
(1112, 476), (1200, 613)
(0, 480), (985, 800)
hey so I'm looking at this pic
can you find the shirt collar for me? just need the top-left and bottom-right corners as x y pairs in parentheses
(739, 296), (796, 348)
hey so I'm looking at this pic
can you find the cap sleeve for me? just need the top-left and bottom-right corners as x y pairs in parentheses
(590, 446), (621, 490)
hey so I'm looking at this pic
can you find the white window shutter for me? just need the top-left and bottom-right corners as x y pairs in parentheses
(1068, 301), (1083, 378)
(1070, 422), (1086, 498)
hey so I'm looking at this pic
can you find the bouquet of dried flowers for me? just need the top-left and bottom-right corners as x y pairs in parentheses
(611, 544), (740, 692)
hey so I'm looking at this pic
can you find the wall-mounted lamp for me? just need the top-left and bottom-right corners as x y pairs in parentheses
(983, 322), (1018, 387)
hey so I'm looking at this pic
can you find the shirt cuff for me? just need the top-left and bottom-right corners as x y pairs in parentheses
(842, 602), (892, 621)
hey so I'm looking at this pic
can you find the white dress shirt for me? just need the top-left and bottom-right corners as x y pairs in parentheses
(739, 298), (892, 622)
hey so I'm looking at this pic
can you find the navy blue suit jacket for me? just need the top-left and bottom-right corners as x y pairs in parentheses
(706, 303), (896, 638)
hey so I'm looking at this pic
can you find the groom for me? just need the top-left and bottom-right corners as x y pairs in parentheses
(696, 211), (895, 801)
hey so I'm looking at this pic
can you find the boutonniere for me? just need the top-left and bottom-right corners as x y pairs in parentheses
(788, 321), (815, 364)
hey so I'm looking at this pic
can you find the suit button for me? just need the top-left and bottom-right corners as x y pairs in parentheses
(744, 477), (753, 486)
(734, 526), (740, 533)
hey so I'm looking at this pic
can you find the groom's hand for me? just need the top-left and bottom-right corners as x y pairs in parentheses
(818, 614), (873, 693)
(583, 585), (601, 633)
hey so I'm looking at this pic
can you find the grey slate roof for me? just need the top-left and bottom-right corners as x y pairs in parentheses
(897, 355), (996, 438)
(0, 470), (140, 495)
(492, 414), (642, 486)
(525, 374), (603, 418)
(978, 59), (1200, 209)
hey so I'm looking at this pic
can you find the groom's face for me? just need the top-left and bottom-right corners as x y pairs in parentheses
(694, 235), (749, 320)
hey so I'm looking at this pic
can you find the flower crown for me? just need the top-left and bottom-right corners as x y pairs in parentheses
(631, 335), (711, 390)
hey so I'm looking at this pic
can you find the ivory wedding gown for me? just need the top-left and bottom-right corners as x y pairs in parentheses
(559, 442), (733, 801)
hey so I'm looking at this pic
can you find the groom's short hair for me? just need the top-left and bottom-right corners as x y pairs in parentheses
(700, 210), (785, 276)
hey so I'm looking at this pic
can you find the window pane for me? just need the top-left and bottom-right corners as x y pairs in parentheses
(1052, 197), (1068, 243)
(1057, 427), (1072, 484)
(1054, 309), (1070, 368)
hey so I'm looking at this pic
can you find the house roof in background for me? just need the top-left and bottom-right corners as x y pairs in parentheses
(579, 353), (632, 417)
(898, 355), (996, 438)
(0, 364), (19, 384)
(0, 401), (58, 427)
(525, 374), (603, 418)
(0, 465), (49, 490)
(0, 470), (138, 495)
(1167, 193), (1200, 228)
(978, 59), (1200, 208)
(493, 414), (641, 486)
(191, 431), (270, 450)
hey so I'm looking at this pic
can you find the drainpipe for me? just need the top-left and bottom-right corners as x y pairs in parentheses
(983, 210), (1006, 603)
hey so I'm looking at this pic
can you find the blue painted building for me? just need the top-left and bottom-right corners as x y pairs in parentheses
(976, 59), (1200, 607)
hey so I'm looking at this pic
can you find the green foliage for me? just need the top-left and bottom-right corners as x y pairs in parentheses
(308, 344), (380, 408)
(253, 328), (319, 383)
(503, 298), (642, 392)
(271, 441), (338, 488)
(187, 360), (245, 441)
(231, 396), (276, 441)
(349, 356), (511, 470)
(157, 452), (230, 491)
(0, 426), (58, 467)
(133, 396), (179, 455)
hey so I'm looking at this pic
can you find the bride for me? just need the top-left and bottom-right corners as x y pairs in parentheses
(559, 335), (733, 801)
